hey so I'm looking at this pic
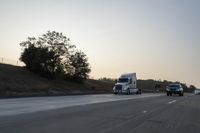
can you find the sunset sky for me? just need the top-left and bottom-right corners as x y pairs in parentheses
(0, 0), (199, 87)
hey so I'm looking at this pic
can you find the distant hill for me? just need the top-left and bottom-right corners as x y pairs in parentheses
(0, 63), (113, 97)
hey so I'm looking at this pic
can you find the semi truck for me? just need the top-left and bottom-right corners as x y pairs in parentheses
(113, 73), (141, 94)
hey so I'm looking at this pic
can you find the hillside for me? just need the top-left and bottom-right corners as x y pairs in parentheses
(0, 63), (194, 97)
(0, 63), (114, 97)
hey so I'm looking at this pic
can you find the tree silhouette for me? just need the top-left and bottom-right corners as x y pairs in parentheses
(20, 31), (91, 81)
(66, 51), (91, 82)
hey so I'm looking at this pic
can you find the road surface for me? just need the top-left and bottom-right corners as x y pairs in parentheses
(0, 93), (199, 133)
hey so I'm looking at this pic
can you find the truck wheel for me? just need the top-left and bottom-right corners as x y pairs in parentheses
(138, 90), (142, 94)
(170, 93), (172, 96)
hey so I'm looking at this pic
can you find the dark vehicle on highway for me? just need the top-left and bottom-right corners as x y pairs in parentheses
(166, 84), (184, 96)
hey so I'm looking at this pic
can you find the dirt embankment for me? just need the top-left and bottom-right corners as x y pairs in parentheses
(0, 63), (114, 97)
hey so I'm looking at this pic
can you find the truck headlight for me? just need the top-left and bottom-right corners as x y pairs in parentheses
(123, 87), (127, 90)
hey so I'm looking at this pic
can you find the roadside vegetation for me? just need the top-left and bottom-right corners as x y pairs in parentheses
(20, 31), (90, 82)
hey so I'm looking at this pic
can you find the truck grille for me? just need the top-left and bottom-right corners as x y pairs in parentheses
(115, 85), (122, 90)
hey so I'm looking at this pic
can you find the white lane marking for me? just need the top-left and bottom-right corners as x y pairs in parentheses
(143, 110), (147, 113)
(168, 100), (177, 104)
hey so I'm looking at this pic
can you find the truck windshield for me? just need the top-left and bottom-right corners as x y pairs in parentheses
(118, 78), (129, 83)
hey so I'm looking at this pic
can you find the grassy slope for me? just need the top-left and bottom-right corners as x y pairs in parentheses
(0, 63), (193, 97)
(0, 63), (114, 97)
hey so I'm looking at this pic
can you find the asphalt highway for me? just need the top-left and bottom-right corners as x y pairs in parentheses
(0, 93), (199, 133)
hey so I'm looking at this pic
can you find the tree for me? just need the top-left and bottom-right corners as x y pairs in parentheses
(180, 83), (188, 90)
(155, 84), (162, 89)
(98, 77), (116, 83)
(20, 31), (91, 81)
(20, 31), (75, 72)
(189, 85), (196, 90)
(66, 51), (91, 82)
(20, 45), (62, 78)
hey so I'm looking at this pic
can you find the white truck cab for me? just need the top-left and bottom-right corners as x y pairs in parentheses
(113, 73), (141, 94)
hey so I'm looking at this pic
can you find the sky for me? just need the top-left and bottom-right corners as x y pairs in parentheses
(0, 0), (199, 87)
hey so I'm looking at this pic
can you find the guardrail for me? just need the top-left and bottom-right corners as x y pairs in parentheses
(0, 57), (25, 66)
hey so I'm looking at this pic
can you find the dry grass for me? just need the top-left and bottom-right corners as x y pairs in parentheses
(0, 63), (114, 97)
